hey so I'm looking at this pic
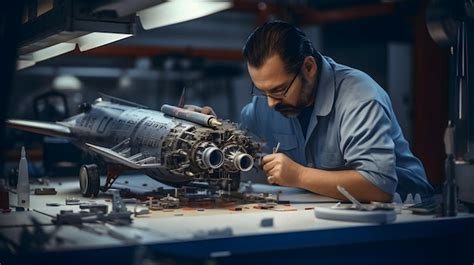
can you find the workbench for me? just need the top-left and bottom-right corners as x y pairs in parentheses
(1, 175), (473, 265)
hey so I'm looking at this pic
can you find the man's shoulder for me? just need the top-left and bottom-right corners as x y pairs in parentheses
(329, 60), (389, 109)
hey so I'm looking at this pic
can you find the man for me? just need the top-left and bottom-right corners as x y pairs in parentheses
(193, 21), (433, 202)
(239, 21), (433, 202)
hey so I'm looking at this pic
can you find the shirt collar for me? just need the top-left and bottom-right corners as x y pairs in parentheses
(312, 53), (336, 117)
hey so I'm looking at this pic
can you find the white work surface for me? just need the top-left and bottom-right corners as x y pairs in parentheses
(1, 175), (472, 254)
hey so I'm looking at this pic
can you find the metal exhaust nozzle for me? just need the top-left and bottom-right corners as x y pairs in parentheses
(233, 153), (254, 172)
(202, 146), (225, 169)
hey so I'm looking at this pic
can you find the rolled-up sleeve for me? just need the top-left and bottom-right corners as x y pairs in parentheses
(339, 100), (397, 195)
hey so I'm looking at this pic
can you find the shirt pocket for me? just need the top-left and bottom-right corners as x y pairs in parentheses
(273, 133), (298, 151)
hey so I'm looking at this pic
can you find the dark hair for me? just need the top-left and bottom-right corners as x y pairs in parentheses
(242, 21), (317, 74)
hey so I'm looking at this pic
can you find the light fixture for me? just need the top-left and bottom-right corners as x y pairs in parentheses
(17, 32), (132, 70)
(138, 0), (232, 30)
(69, 32), (133, 52)
(19, 43), (76, 65)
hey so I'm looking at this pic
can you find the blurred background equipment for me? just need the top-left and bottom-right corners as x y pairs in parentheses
(426, 0), (474, 210)
(34, 75), (84, 177)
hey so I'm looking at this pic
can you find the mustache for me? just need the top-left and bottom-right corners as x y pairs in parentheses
(274, 103), (297, 112)
(274, 103), (301, 117)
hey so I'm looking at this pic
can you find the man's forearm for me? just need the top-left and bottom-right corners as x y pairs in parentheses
(296, 167), (392, 202)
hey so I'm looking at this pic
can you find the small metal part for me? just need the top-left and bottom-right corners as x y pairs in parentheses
(34, 188), (57, 195)
(404, 193), (414, 205)
(208, 117), (222, 127)
(150, 205), (163, 211)
(159, 194), (180, 208)
(336, 185), (366, 210)
(178, 87), (186, 108)
(243, 180), (253, 193)
(46, 203), (61, 207)
(53, 211), (98, 225)
(36, 178), (50, 185)
(161, 104), (222, 128)
(260, 218), (274, 227)
(134, 207), (150, 216)
(273, 142), (280, 154)
(442, 121), (457, 217)
(110, 189), (128, 213)
(276, 190), (282, 202)
(65, 198), (81, 205)
(78, 102), (92, 113)
(80, 204), (108, 214)
(122, 198), (137, 204)
(255, 203), (276, 210)
(336, 186), (395, 211)
(17, 147), (30, 209)
(444, 121), (455, 156)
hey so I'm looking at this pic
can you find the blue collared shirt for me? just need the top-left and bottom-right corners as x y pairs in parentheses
(241, 55), (433, 199)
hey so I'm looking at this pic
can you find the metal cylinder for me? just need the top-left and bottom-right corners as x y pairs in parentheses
(161, 104), (221, 128)
(232, 152), (254, 172)
(17, 147), (30, 209)
(202, 146), (224, 169)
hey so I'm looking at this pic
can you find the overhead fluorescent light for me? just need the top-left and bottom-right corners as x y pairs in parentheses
(69, 32), (133, 52)
(93, 0), (165, 18)
(19, 42), (76, 63)
(17, 60), (36, 70)
(16, 32), (131, 70)
(138, 0), (232, 30)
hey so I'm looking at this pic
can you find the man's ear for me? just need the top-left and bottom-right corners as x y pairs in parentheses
(303, 56), (317, 76)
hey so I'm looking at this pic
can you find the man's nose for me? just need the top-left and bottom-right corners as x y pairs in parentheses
(267, 96), (279, 108)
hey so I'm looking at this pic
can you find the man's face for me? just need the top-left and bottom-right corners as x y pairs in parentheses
(248, 54), (316, 118)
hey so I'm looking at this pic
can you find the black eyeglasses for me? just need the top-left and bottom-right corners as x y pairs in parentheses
(251, 70), (300, 100)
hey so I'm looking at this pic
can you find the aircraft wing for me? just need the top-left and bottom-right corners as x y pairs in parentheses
(85, 141), (161, 169)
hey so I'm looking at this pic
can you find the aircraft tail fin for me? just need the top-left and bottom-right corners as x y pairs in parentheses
(98, 93), (149, 109)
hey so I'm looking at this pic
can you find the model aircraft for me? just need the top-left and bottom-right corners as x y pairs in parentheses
(7, 95), (261, 197)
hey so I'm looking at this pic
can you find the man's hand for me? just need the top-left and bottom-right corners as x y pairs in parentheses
(183, 104), (217, 117)
(262, 153), (305, 187)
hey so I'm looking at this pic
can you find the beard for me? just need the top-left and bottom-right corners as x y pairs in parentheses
(274, 77), (315, 118)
